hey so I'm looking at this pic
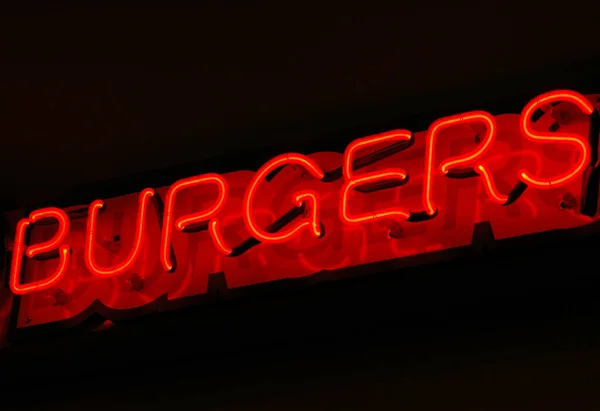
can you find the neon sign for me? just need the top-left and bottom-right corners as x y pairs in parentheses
(3, 89), (600, 336)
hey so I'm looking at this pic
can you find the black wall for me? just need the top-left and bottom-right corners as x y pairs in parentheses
(2, 1), (600, 210)
(2, 217), (600, 410)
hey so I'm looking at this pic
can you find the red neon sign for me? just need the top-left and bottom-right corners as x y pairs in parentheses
(10, 208), (71, 295)
(85, 188), (157, 278)
(3, 89), (600, 333)
(423, 111), (498, 216)
(341, 131), (412, 226)
(160, 174), (229, 272)
(518, 90), (594, 188)
(243, 154), (325, 244)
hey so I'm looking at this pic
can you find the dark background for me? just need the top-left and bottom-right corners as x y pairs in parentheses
(2, 1), (600, 209)
(2, 2), (600, 410)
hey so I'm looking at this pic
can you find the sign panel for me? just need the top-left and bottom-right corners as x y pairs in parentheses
(3, 90), (600, 339)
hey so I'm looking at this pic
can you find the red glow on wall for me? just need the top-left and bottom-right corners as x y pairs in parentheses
(4, 89), (600, 333)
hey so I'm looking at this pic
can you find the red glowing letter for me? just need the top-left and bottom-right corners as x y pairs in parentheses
(9, 208), (71, 295)
(518, 90), (593, 188)
(208, 219), (232, 256)
(476, 163), (509, 204)
(85, 188), (155, 278)
(423, 111), (497, 215)
(244, 154), (324, 244)
(340, 131), (412, 225)
(160, 174), (229, 272)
